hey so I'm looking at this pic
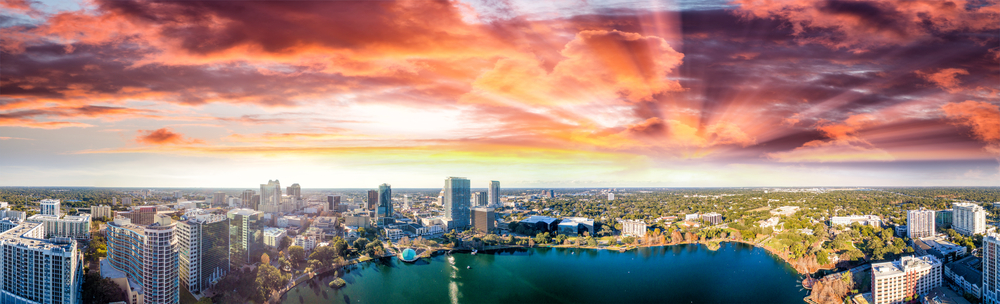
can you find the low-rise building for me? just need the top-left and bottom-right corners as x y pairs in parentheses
(263, 227), (287, 248)
(914, 236), (967, 263)
(557, 217), (595, 236)
(622, 220), (647, 237)
(684, 213), (700, 221)
(520, 215), (559, 232)
(759, 217), (780, 228)
(276, 215), (303, 228)
(770, 206), (800, 216)
(293, 234), (316, 252)
(871, 255), (942, 304)
(944, 256), (981, 299)
(383, 227), (404, 242)
(831, 215), (882, 227)
(343, 213), (371, 229)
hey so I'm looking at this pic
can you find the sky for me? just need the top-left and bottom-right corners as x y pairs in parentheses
(0, 0), (998, 188)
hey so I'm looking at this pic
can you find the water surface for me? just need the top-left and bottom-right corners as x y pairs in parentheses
(281, 242), (807, 303)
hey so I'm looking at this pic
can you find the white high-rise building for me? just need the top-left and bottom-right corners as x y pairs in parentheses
(488, 181), (500, 208)
(106, 216), (180, 304)
(40, 199), (60, 217)
(92, 205), (113, 220)
(622, 220), (646, 237)
(954, 202), (986, 236)
(0, 208), (26, 233)
(259, 180), (282, 211)
(907, 208), (936, 239)
(26, 213), (91, 240)
(608, 193), (615, 200)
(871, 255), (942, 304)
(984, 234), (1000, 304)
(0, 221), (83, 304)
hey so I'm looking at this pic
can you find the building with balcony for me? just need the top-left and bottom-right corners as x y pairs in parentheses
(0, 221), (83, 304)
(106, 216), (179, 304)
(177, 211), (229, 295)
(871, 255), (942, 304)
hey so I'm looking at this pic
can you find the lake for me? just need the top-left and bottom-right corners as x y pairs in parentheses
(281, 242), (808, 303)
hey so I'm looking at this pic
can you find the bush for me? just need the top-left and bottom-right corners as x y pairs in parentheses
(329, 278), (347, 289)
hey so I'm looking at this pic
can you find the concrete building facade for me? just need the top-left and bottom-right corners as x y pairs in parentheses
(0, 222), (83, 304)
(177, 212), (229, 295)
(871, 255), (942, 304)
(106, 217), (180, 304)
(907, 208), (936, 239)
(953, 203), (986, 236)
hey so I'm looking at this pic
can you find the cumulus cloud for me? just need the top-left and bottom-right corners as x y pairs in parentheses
(136, 128), (204, 145)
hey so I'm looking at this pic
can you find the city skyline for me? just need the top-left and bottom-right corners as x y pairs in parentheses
(1, 0), (998, 188)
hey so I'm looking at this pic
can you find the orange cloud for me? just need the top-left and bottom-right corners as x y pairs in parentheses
(942, 100), (1000, 154)
(917, 68), (969, 93)
(768, 113), (892, 162)
(464, 29), (684, 105)
(136, 128), (204, 145)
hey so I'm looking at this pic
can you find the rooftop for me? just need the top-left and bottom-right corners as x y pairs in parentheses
(873, 255), (940, 277)
(946, 256), (982, 286)
(0, 222), (75, 252)
(522, 215), (558, 225)
(100, 258), (142, 294)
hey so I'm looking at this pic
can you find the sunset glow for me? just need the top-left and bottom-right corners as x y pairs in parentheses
(1, 0), (998, 187)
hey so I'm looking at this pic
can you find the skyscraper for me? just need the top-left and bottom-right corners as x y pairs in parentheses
(177, 210), (230, 294)
(953, 202), (986, 236)
(40, 199), (60, 217)
(907, 208), (935, 239)
(259, 180), (282, 210)
(444, 177), (471, 231)
(471, 207), (495, 233)
(286, 183), (301, 199)
(0, 221), (83, 304)
(106, 216), (180, 304)
(227, 208), (264, 265)
(240, 189), (256, 208)
(328, 195), (341, 212)
(212, 192), (226, 206)
(367, 190), (378, 210)
(472, 191), (487, 207)
(488, 181), (500, 207)
(983, 233), (1000, 304)
(377, 184), (393, 225)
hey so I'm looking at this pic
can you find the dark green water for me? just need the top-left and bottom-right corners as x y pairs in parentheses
(281, 242), (808, 303)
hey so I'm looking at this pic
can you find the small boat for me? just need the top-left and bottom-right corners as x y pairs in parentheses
(472, 249), (477, 255)
(467, 266), (471, 269)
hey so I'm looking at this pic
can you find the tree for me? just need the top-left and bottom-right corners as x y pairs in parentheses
(81, 272), (127, 304)
(671, 230), (683, 243)
(261, 253), (270, 265)
(279, 236), (293, 251)
(277, 256), (291, 271)
(288, 246), (305, 265)
(254, 264), (285, 301)
(353, 238), (369, 251)
(586, 236), (598, 246)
